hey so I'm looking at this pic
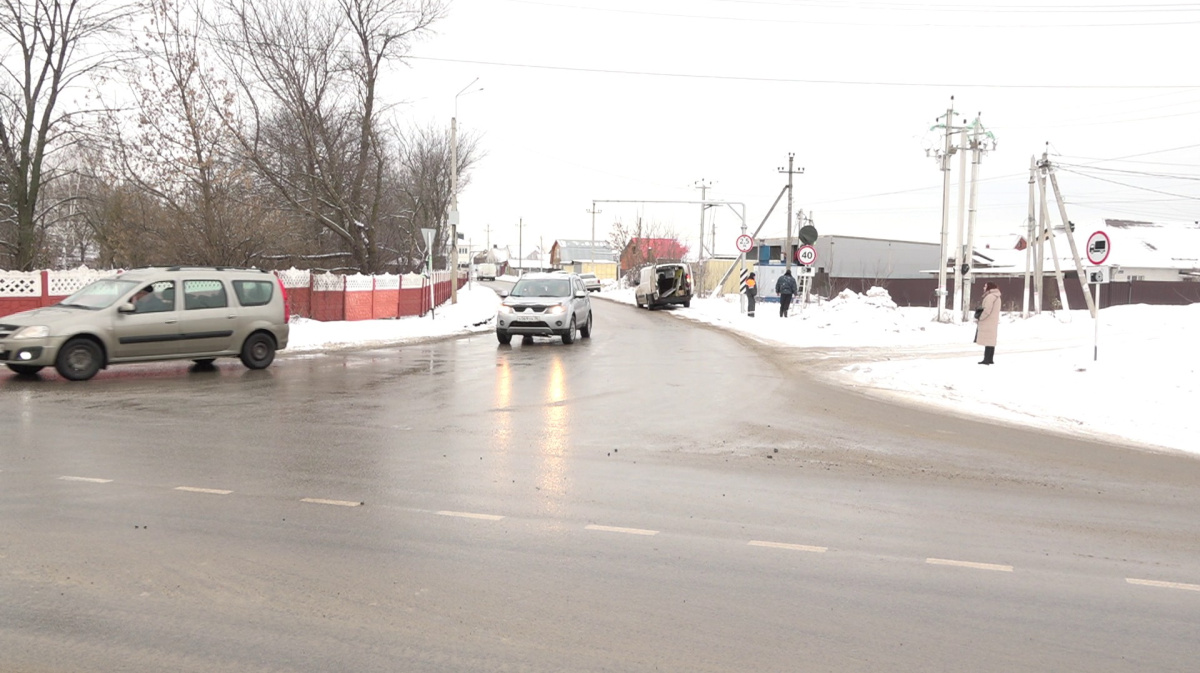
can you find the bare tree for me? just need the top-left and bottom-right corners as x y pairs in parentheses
(96, 0), (288, 267)
(209, 0), (445, 273)
(0, 0), (129, 269)
(391, 122), (478, 272)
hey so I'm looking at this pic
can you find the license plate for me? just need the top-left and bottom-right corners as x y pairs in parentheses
(512, 314), (540, 322)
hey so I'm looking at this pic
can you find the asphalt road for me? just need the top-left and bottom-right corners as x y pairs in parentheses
(1, 296), (1198, 672)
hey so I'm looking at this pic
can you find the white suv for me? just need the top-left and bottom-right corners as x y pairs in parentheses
(496, 272), (593, 345)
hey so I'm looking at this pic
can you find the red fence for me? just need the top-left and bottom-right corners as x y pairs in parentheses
(0, 268), (468, 321)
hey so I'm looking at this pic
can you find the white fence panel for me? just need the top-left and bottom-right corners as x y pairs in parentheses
(0, 271), (40, 297)
(374, 273), (400, 290)
(313, 272), (345, 291)
(345, 273), (373, 292)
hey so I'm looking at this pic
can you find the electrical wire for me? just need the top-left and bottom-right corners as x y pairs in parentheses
(499, 0), (1200, 28)
(407, 56), (1200, 90)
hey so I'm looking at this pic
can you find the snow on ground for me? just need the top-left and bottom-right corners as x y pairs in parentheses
(287, 283), (1198, 459)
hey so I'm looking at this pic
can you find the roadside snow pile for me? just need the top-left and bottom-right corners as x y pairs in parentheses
(824, 286), (899, 311)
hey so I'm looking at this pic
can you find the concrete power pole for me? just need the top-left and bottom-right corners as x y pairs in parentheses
(693, 179), (712, 261)
(777, 153), (804, 273)
(929, 97), (961, 322)
(587, 202), (602, 275)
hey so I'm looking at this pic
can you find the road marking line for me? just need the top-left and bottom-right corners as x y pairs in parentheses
(1127, 578), (1200, 592)
(748, 540), (828, 553)
(585, 524), (659, 536)
(436, 510), (505, 521)
(926, 558), (1013, 572)
(59, 476), (113, 483)
(175, 486), (233, 495)
(301, 498), (362, 507)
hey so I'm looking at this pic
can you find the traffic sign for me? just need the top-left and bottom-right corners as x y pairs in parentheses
(1086, 231), (1111, 265)
(796, 244), (817, 266)
(735, 234), (753, 253)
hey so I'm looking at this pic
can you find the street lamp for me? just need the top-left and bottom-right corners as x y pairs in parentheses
(450, 77), (482, 303)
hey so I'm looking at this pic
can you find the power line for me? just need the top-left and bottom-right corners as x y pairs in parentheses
(406, 55), (1200, 90)
(499, 0), (1200, 28)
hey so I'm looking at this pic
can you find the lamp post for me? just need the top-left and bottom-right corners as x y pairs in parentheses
(450, 77), (482, 304)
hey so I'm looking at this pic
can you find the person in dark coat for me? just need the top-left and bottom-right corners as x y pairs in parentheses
(775, 270), (797, 317)
(744, 272), (757, 317)
(975, 282), (1001, 364)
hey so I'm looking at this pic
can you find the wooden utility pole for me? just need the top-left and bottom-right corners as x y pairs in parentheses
(1037, 170), (1071, 312)
(1024, 156), (1037, 317)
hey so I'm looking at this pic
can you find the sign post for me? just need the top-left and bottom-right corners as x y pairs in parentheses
(421, 228), (436, 318)
(795, 244), (817, 310)
(1086, 231), (1111, 361)
(735, 235), (753, 314)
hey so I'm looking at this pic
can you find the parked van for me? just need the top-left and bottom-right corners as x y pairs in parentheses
(635, 263), (692, 309)
(476, 262), (497, 281)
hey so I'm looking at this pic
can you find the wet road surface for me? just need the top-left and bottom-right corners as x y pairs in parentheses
(2, 297), (1198, 672)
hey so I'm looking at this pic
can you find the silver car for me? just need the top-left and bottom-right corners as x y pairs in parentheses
(0, 266), (290, 381)
(496, 272), (593, 345)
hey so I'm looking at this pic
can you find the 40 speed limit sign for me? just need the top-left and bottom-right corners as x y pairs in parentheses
(795, 244), (817, 265)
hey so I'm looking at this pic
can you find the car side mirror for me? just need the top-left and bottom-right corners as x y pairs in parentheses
(575, 291), (587, 298)
(118, 302), (136, 313)
(498, 291), (508, 298)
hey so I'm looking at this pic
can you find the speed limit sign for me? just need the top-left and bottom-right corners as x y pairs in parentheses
(796, 244), (817, 266)
(735, 234), (753, 253)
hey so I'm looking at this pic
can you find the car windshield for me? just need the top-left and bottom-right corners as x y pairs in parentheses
(510, 278), (572, 298)
(58, 279), (140, 310)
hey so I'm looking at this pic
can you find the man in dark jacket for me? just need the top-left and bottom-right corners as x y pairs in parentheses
(775, 270), (797, 317)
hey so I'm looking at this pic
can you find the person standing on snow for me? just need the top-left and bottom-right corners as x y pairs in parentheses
(775, 270), (797, 318)
(975, 281), (1002, 365)
(744, 272), (757, 317)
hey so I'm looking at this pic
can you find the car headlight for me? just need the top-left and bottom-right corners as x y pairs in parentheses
(498, 304), (514, 314)
(12, 325), (50, 339)
(545, 304), (566, 315)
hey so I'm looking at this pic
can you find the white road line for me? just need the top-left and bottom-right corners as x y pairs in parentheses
(436, 510), (505, 521)
(59, 476), (113, 483)
(300, 498), (362, 507)
(174, 486), (233, 495)
(926, 557), (1013, 572)
(748, 540), (828, 553)
(1127, 578), (1200, 592)
(585, 524), (659, 536)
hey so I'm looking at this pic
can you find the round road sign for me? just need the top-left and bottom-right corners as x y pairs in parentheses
(796, 244), (817, 266)
(1086, 231), (1111, 265)
(735, 234), (753, 253)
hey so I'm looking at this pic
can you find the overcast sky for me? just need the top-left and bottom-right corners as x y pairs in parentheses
(383, 0), (1200, 257)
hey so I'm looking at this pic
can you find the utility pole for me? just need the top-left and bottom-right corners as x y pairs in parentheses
(961, 114), (995, 321)
(449, 78), (481, 304)
(777, 153), (804, 273)
(693, 179), (712, 261)
(1024, 156), (1036, 317)
(483, 223), (492, 251)
(516, 218), (524, 277)
(928, 97), (962, 322)
(1044, 152), (1097, 318)
(587, 202), (602, 275)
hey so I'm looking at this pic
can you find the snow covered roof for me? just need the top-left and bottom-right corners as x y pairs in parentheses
(553, 240), (617, 263)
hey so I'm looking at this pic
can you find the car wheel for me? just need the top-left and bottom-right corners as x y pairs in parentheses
(6, 363), (44, 376)
(55, 337), (104, 381)
(683, 300), (691, 308)
(239, 332), (276, 370)
(580, 312), (592, 338)
(497, 330), (512, 345)
(561, 316), (576, 344)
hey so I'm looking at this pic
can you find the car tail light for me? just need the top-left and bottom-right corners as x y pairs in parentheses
(276, 274), (290, 322)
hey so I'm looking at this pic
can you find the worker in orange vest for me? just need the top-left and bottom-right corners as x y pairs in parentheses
(744, 272), (757, 317)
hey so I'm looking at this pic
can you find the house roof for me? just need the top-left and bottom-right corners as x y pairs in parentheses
(553, 239), (617, 263)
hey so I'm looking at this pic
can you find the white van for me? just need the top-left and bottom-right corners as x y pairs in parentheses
(635, 263), (693, 309)
(476, 262), (497, 281)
